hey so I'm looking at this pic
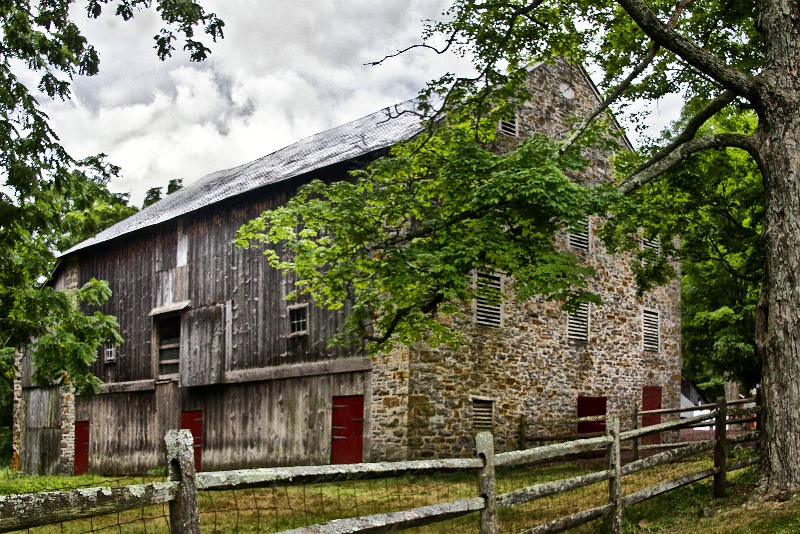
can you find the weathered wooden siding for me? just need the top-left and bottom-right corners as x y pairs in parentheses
(75, 370), (369, 473)
(19, 387), (62, 474)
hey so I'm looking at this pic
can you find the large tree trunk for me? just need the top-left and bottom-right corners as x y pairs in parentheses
(755, 0), (800, 494)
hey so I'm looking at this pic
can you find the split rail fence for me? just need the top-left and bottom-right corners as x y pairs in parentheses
(0, 397), (758, 533)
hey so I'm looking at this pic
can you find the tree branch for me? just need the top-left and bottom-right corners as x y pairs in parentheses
(628, 90), (737, 177)
(615, 0), (758, 100)
(619, 133), (757, 193)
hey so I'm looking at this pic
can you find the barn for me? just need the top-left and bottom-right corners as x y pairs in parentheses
(13, 59), (681, 475)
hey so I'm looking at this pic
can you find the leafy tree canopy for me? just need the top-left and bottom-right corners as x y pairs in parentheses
(1, 1), (223, 396)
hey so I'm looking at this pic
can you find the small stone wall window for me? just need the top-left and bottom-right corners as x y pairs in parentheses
(567, 302), (590, 343)
(643, 309), (660, 352)
(288, 304), (309, 337)
(156, 314), (181, 377)
(499, 115), (518, 136)
(475, 272), (503, 328)
(472, 398), (494, 431)
(568, 218), (590, 251)
(642, 236), (660, 253)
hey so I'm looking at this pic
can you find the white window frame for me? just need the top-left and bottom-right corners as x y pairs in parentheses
(643, 308), (660, 352)
(475, 272), (503, 328)
(567, 302), (590, 343)
(103, 345), (117, 363)
(288, 303), (309, 337)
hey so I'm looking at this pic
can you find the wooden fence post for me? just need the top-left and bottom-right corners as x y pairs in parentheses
(165, 429), (200, 533)
(607, 416), (623, 533)
(476, 432), (498, 534)
(713, 397), (727, 498)
(631, 405), (639, 461)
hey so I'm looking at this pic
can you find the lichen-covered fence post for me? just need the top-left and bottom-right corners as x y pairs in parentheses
(476, 432), (497, 534)
(713, 397), (727, 498)
(607, 416), (622, 533)
(165, 429), (200, 533)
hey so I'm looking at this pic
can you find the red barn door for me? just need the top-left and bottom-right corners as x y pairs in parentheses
(331, 395), (364, 464)
(74, 421), (90, 475)
(180, 410), (203, 472)
(641, 386), (663, 445)
(577, 395), (607, 435)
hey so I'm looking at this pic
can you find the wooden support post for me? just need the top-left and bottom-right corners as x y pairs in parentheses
(631, 405), (639, 461)
(713, 397), (727, 498)
(165, 429), (200, 534)
(518, 415), (528, 450)
(476, 432), (498, 534)
(607, 416), (623, 533)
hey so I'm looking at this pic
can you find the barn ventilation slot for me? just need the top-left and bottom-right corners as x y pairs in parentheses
(643, 309), (660, 352)
(568, 302), (590, 342)
(472, 398), (494, 431)
(475, 272), (503, 328)
(499, 115), (518, 136)
(568, 217), (590, 251)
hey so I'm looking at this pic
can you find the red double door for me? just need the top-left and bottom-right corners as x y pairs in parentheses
(181, 410), (203, 472)
(331, 395), (364, 464)
(641, 386), (663, 445)
(74, 421), (90, 475)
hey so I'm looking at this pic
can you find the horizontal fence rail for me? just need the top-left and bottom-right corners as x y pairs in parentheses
(4, 397), (759, 534)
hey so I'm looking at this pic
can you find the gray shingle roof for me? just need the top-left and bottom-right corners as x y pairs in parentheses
(62, 99), (424, 256)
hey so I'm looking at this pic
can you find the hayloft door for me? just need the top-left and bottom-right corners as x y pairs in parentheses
(577, 395), (607, 434)
(641, 386), (663, 445)
(74, 421), (90, 475)
(331, 395), (364, 464)
(180, 410), (203, 472)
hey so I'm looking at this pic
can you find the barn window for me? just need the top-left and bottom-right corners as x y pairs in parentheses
(568, 218), (590, 251)
(288, 304), (308, 337)
(567, 302), (590, 343)
(156, 314), (181, 377)
(499, 115), (518, 136)
(475, 272), (503, 328)
(472, 398), (494, 431)
(642, 236), (660, 253)
(643, 309), (660, 352)
(103, 345), (117, 363)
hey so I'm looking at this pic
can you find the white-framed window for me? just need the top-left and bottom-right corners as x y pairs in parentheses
(499, 115), (518, 136)
(288, 303), (309, 337)
(567, 302), (590, 343)
(103, 345), (117, 364)
(643, 309), (660, 352)
(475, 272), (503, 328)
(568, 218), (590, 251)
(472, 397), (495, 431)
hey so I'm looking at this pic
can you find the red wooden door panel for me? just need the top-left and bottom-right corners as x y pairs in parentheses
(331, 395), (364, 464)
(577, 396), (607, 434)
(642, 386), (663, 445)
(180, 410), (203, 472)
(74, 421), (90, 475)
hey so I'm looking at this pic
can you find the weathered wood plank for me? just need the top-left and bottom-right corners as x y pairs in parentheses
(728, 457), (759, 472)
(622, 468), (715, 508)
(518, 504), (614, 534)
(497, 470), (613, 508)
(730, 431), (758, 445)
(619, 411), (715, 441)
(621, 440), (714, 476)
(0, 482), (178, 532)
(197, 458), (483, 490)
(97, 379), (155, 394)
(278, 497), (485, 534)
(495, 435), (613, 467)
(224, 357), (372, 384)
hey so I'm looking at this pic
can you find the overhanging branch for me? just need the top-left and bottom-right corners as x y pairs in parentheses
(619, 133), (756, 193)
(615, 0), (758, 101)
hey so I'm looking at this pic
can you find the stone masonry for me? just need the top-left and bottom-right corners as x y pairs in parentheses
(369, 59), (681, 459)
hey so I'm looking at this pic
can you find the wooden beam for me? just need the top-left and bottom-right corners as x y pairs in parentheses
(279, 498), (485, 533)
(620, 411), (715, 441)
(495, 435), (612, 467)
(497, 470), (612, 508)
(224, 357), (371, 384)
(197, 458), (483, 490)
(622, 468), (715, 508)
(97, 379), (155, 395)
(621, 440), (714, 476)
(519, 504), (614, 534)
(0, 482), (177, 532)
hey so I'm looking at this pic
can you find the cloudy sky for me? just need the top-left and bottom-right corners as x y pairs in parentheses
(40, 1), (678, 206)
